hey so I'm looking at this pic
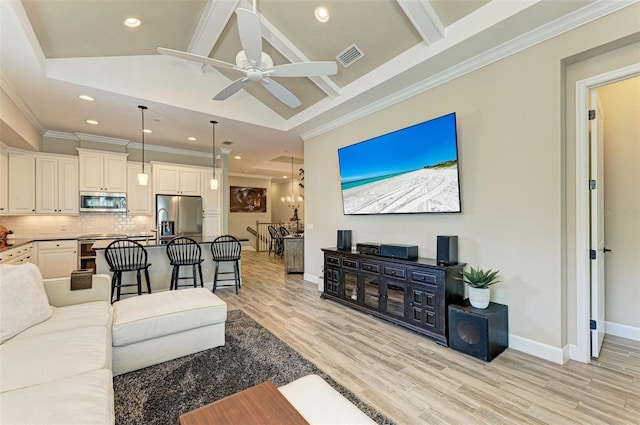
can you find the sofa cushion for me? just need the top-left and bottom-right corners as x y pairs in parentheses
(0, 326), (111, 392)
(12, 301), (112, 341)
(112, 288), (226, 347)
(0, 369), (114, 424)
(0, 263), (53, 344)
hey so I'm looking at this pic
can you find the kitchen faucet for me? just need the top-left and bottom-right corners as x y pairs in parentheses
(156, 207), (169, 238)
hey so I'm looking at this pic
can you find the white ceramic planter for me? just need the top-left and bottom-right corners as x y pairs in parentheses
(468, 286), (490, 309)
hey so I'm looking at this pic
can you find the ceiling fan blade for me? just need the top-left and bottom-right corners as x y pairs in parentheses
(213, 78), (249, 101)
(235, 8), (263, 66)
(272, 61), (338, 77)
(261, 78), (301, 108)
(157, 47), (236, 70)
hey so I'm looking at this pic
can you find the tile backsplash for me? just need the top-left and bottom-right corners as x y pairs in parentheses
(0, 214), (153, 239)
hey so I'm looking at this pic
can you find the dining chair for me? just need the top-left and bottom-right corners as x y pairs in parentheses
(267, 225), (284, 257)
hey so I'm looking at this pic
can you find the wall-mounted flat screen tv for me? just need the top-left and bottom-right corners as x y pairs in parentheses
(338, 112), (461, 215)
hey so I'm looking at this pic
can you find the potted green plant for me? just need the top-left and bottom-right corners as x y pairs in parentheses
(457, 266), (500, 308)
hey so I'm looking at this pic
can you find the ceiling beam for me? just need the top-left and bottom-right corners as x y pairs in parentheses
(396, 0), (444, 45)
(189, 0), (240, 56)
(260, 16), (341, 99)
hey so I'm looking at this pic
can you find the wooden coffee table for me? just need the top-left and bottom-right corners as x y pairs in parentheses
(178, 381), (309, 425)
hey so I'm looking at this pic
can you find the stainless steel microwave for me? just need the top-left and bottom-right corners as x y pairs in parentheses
(79, 192), (127, 213)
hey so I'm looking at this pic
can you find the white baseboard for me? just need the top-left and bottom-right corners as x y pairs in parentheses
(303, 273), (323, 290)
(508, 334), (566, 365)
(606, 321), (640, 341)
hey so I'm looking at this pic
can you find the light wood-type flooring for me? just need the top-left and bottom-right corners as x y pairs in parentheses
(213, 251), (640, 424)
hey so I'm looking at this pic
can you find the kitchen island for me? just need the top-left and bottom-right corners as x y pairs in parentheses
(93, 236), (242, 293)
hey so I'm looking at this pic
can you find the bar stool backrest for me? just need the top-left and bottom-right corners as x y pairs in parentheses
(105, 239), (148, 271)
(166, 237), (202, 265)
(210, 235), (241, 262)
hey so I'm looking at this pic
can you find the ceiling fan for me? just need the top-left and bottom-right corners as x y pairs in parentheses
(158, 5), (337, 108)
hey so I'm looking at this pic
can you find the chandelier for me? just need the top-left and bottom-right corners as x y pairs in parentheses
(281, 156), (302, 209)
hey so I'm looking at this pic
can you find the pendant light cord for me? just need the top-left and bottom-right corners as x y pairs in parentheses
(210, 120), (218, 179)
(138, 105), (148, 173)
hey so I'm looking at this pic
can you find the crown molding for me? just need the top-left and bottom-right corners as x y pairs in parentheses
(43, 130), (79, 141)
(1, 72), (45, 135)
(75, 132), (130, 145)
(300, 0), (637, 141)
(44, 129), (214, 158)
(128, 141), (213, 159)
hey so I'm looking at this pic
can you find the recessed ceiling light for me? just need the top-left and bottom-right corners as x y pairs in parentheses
(143, 129), (152, 134)
(78, 95), (94, 102)
(283, 175), (288, 179)
(86, 119), (99, 125)
(234, 155), (241, 160)
(314, 6), (329, 23)
(124, 18), (141, 28)
(188, 137), (196, 141)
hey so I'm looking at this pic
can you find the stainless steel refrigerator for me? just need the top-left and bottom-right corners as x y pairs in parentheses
(156, 195), (202, 239)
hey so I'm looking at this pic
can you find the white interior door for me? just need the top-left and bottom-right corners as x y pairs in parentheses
(590, 89), (606, 358)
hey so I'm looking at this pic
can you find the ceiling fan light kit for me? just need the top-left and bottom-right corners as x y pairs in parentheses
(157, 5), (337, 108)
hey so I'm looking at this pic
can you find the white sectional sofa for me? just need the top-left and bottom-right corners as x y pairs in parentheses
(0, 263), (114, 424)
(0, 263), (377, 425)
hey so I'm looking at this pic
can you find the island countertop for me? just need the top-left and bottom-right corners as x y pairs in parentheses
(91, 235), (224, 250)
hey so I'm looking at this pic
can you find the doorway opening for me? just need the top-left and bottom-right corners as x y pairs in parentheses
(574, 63), (640, 363)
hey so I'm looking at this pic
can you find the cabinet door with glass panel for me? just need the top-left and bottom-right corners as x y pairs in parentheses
(340, 256), (360, 304)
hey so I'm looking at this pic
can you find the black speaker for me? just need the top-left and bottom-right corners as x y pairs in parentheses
(437, 235), (458, 266)
(448, 301), (508, 362)
(336, 230), (352, 251)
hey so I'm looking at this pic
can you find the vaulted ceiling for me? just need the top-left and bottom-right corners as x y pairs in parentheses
(2, 0), (628, 181)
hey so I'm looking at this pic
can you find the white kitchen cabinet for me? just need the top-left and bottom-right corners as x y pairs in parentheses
(35, 155), (79, 215)
(152, 163), (201, 196)
(0, 144), (8, 215)
(8, 150), (36, 214)
(36, 240), (78, 279)
(0, 243), (34, 265)
(127, 162), (152, 215)
(202, 214), (222, 237)
(77, 148), (127, 192)
(201, 169), (222, 214)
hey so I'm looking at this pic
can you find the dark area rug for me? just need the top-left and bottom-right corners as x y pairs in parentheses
(113, 309), (395, 424)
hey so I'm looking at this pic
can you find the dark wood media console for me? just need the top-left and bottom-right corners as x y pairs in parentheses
(321, 248), (465, 346)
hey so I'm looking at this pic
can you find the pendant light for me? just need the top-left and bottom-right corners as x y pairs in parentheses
(210, 120), (218, 190)
(137, 105), (149, 185)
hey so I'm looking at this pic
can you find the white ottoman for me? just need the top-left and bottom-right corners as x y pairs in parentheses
(111, 288), (226, 376)
(279, 375), (377, 424)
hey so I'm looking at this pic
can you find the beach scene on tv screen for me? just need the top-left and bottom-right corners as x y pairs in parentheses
(339, 113), (460, 214)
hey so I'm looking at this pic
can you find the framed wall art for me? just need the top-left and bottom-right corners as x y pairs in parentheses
(230, 186), (267, 212)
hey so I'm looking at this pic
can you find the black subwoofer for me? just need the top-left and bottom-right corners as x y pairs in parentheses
(448, 301), (508, 361)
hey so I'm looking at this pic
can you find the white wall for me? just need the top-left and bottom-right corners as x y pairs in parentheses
(303, 4), (640, 362)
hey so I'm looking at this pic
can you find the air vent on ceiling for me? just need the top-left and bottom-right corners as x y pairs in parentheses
(336, 44), (364, 68)
(222, 141), (233, 146)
